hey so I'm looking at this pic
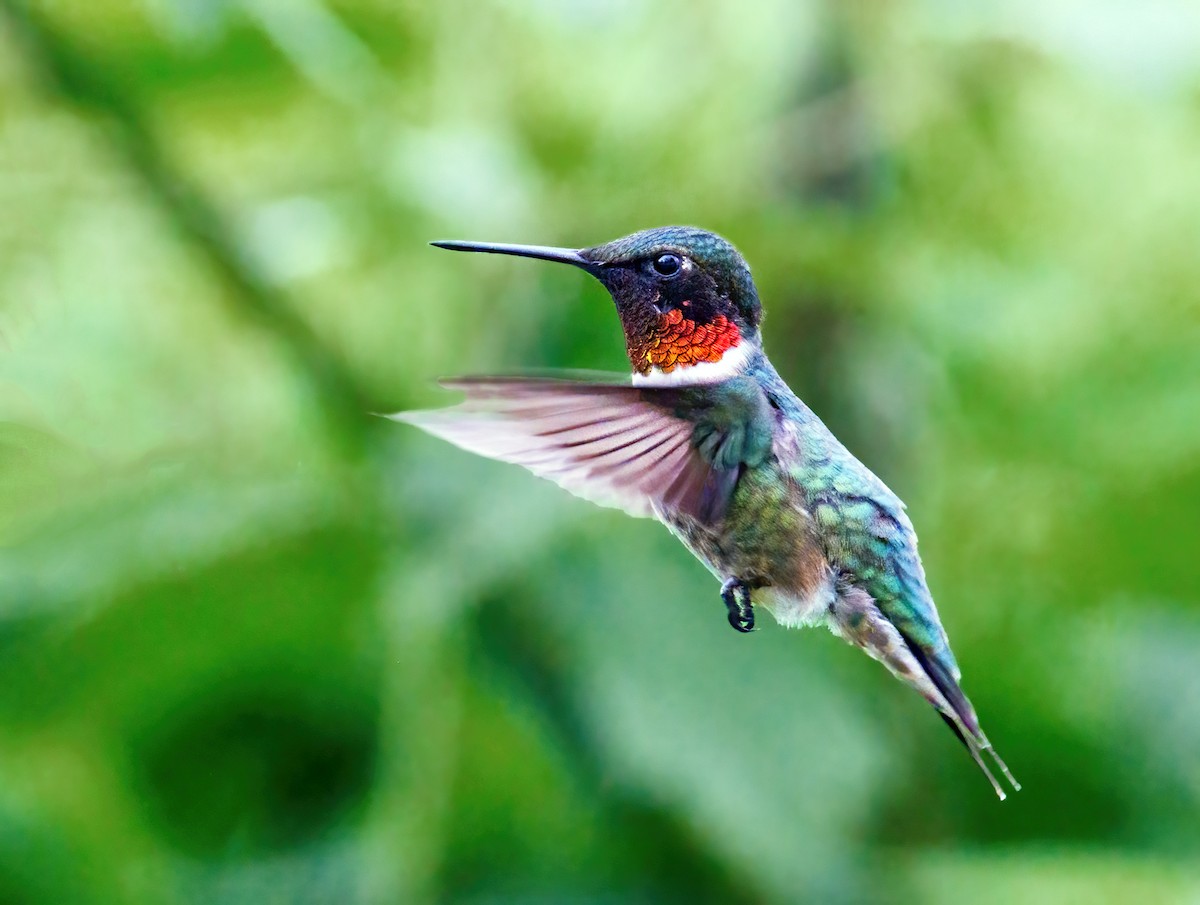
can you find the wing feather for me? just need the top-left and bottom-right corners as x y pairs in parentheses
(391, 377), (732, 522)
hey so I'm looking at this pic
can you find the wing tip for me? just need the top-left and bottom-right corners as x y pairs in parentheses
(378, 409), (423, 424)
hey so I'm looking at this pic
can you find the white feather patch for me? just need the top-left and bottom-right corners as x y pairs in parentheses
(757, 580), (837, 630)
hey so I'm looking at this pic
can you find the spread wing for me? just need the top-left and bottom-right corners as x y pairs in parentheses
(390, 376), (737, 523)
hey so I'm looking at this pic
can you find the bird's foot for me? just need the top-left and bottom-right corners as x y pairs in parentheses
(720, 577), (755, 633)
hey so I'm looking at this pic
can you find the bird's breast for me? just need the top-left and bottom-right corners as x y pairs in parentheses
(661, 460), (832, 615)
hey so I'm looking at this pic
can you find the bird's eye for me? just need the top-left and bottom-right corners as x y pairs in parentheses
(652, 253), (682, 277)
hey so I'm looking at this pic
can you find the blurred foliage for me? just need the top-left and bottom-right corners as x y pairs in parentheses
(0, 0), (1199, 902)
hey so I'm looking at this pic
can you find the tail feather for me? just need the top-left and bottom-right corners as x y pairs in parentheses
(828, 587), (1020, 800)
(904, 633), (1021, 799)
(937, 713), (1007, 800)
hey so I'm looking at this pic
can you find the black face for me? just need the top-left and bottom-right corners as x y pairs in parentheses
(591, 249), (744, 333)
(582, 227), (762, 333)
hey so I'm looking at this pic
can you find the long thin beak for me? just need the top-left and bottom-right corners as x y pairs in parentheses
(430, 240), (595, 270)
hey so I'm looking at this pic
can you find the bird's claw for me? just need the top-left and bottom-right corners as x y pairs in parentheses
(721, 578), (755, 633)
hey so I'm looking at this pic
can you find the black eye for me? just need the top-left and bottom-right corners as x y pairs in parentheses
(652, 253), (682, 277)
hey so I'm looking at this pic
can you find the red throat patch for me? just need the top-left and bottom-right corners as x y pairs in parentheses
(630, 307), (741, 375)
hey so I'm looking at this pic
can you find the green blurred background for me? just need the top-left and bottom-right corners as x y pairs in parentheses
(1, 1), (1198, 902)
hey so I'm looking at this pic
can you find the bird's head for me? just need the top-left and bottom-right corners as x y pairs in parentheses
(432, 226), (762, 384)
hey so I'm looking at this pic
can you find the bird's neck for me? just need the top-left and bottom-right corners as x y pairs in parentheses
(628, 310), (756, 387)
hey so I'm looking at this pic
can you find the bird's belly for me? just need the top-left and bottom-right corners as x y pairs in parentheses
(660, 463), (833, 625)
(756, 582), (836, 629)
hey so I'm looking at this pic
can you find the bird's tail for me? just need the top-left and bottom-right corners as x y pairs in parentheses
(902, 636), (1021, 800)
(828, 589), (1020, 800)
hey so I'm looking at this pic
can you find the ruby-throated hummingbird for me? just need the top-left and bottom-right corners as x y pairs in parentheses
(394, 226), (1020, 799)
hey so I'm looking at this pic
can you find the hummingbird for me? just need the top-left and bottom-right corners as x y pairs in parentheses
(394, 226), (1020, 799)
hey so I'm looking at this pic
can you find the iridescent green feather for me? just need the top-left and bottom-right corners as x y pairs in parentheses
(790, 431), (959, 678)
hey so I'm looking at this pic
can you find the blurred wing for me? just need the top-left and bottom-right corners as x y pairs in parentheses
(390, 377), (731, 522)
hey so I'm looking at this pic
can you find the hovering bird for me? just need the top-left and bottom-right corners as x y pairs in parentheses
(394, 226), (1019, 799)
